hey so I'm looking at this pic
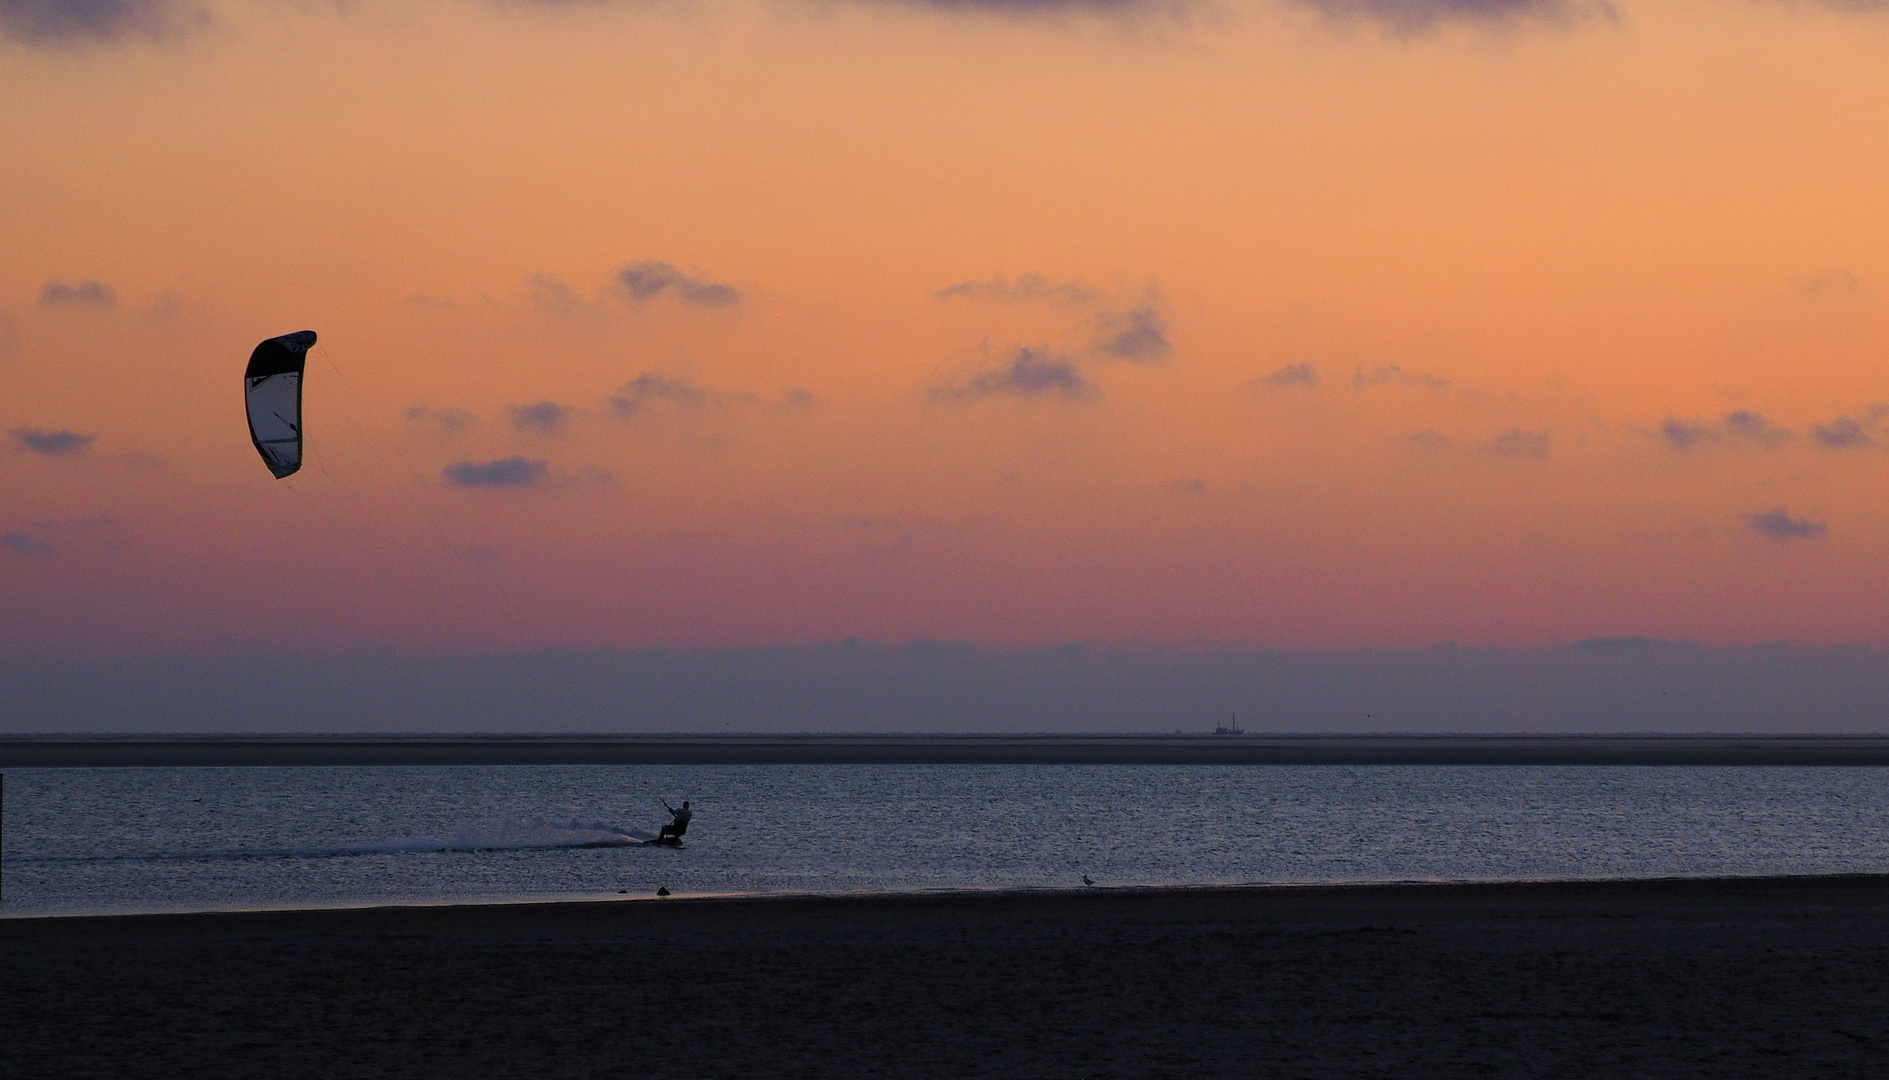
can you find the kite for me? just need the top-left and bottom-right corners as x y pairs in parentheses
(244, 330), (316, 479)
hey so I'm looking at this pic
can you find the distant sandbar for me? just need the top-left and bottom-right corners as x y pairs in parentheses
(7, 734), (1889, 767)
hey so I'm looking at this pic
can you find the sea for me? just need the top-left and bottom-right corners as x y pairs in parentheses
(5, 764), (1889, 918)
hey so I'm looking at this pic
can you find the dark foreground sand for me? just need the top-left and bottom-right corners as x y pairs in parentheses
(5, 877), (1888, 1079)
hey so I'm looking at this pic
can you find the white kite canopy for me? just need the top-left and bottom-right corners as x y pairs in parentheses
(244, 330), (316, 479)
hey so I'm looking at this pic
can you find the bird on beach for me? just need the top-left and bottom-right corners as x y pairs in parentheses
(657, 886), (671, 897)
(1082, 875), (1095, 887)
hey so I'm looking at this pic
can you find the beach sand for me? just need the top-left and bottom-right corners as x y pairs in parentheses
(4, 877), (1887, 1078)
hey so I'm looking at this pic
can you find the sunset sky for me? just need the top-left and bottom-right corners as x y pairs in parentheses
(5, 0), (1888, 658)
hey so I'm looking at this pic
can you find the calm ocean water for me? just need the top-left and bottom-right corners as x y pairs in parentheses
(4, 765), (1889, 917)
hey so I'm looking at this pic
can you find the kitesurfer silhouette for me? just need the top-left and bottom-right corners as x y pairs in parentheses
(658, 799), (691, 845)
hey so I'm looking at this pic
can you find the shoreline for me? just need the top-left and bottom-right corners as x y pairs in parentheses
(6, 873), (1887, 1077)
(9, 870), (1889, 924)
(10, 732), (1889, 766)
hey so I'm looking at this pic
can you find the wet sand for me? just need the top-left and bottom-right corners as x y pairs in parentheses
(10, 733), (1889, 766)
(5, 876), (1888, 1078)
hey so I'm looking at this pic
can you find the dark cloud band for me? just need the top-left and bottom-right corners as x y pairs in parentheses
(11, 0), (1889, 49)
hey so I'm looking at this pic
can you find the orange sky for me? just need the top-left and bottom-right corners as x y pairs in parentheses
(3, 0), (1887, 654)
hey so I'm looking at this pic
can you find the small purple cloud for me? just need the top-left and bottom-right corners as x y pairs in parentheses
(38, 279), (116, 307)
(1091, 305), (1170, 364)
(2, 530), (51, 555)
(443, 457), (547, 488)
(1743, 508), (1827, 542)
(1290, 0), (1615, 34)
(1808, 407), (1886, 450)
(613, 262), (740, 308)
(406, 404), (476, 435)
(1658, 411), (1792, 451)
(1794, 271), (1866, 299)
(509, 401), (569, 435)
(528, 274), (584, 312)
(930, 347), (1097, 402)
(2, 0), (195, 45)
(1257, 363), (1320, 389)
(607, 374), (759, 418)
(1482, 429), (1551, 461)
(11, 426), (96, 456)
(931, 273), (1099, 306)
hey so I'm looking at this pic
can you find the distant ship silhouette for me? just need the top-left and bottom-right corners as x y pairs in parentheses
(1214, 713), (1244, 736)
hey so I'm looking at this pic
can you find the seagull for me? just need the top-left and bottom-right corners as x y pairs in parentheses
(656, 886), (671, 897)
(1082, 875), (1095, 887)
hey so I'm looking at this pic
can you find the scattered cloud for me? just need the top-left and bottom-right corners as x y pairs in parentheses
(781, 387), (816, 409)
(1793, 271), (1867, 299)
(612, 262), (740, 308)
(1807, 406), (1888, 450)
(146, 291), (184, 319)
(1742, 508), (1827, 542)
(10, 426), (96, 457)
(1407, 430), (1452, 452)
(607, 373), (760, 418)
(929, 346), (1098, 402)
(1658, 411), (1793, 451)
(1808, 417), (1871, 450)
(893, 0), (1163, 14)
(37, 279), (117, 307)
(1721, 410), (1794, 449)
(1352, 364), (1451, 391)
(931, 273), (1100, 306)
(1256, 363), (1320, 389)
(1, 530), (52, 556)
(509, 400), (570, 435)
(1288, 0), (1616, 35)
(1481, 429), (1551, 461)
(1657, 418), (1709, 450)
(1090, 305), (1170, 364)
(442, 457), (548, 488)
(406, 403), (477, 435)
(528, 274), (585, 313)
(1168, 477), (1207, 495)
